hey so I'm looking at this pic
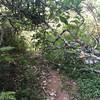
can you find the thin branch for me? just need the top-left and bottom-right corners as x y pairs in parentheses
(53, 30), (70, 45)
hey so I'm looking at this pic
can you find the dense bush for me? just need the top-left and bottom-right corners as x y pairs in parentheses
(0, 0), (100, 99)
(0, 53), (45, 100)
(76, 72), (100, 100)
(0, 91), (16, 100)
(0, 45), (45, 100)
(1, 27), (28, 52)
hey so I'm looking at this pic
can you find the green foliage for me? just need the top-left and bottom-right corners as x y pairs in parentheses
(0, 22), (28, 52)
(16, 65), (45, 100)
(76, 72), (100, 100)
(0, 53), (45, 100)
(0, 54), (14, 62)
(62, 0), (83, 10)
(0, 91), (16, 100)
(60, 16), (68, 25)
(15, 55), (45, 100)
(45, 48), (84, 77)
(0, 0), (45, 29)
(0, 47), (14, 62)
(3, 34), (27, 52)
(1, 0), (99, 100)
(0, 46), (15, 52)
(13, 35), (28, 52)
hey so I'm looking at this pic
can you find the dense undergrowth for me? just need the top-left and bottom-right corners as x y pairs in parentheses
(44, 47), (100, 100)
(0, 27), (45, 99)
(0, 50), (45, 100)
(76, 72), (100, 100)
(0, 0), (100, 99)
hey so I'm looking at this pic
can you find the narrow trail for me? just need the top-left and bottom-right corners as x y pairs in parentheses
(46, 70), (71, 100)
(34, 54), (77, 100)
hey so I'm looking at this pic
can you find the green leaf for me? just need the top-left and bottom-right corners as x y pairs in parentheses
(0, 91), (16, 100)
(60, 16), (68, 24)
(0, 46), (15, 52)
(63, 0), (70, 5)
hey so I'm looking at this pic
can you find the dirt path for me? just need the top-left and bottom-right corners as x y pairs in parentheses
(34, 54), (76, 100)
(46, 70), (71, 100)
(40, 67), (76, 100)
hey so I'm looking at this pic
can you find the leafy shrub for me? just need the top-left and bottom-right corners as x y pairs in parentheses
(0, 46), (15, 62)
(0, 23), (28, 52)
(3, 34), (28, 52)
(0, 47), (15, 52)
(0, 60), (21, 91)
(0, 53), (45, 100)
(0, 91), (16, 100)
(61, 52), (84, 77)
(76, 72), (100, 100)
(15, 56), (45, 100)
(45, 47), (85, 77)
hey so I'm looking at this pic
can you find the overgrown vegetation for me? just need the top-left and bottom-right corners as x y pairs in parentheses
(0, 49), (45, 99)
(76, 72), (100, 100)
(0, 0), (100, 99)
